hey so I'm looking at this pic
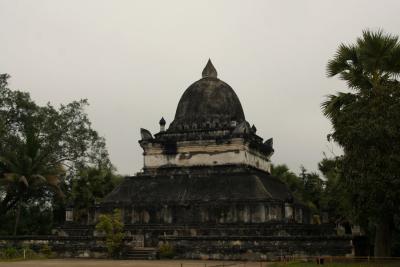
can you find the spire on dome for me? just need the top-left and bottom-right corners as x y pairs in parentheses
(202, 59), (218, 78)
(159, 117), (166, 126)
(159, 117), (166, 132)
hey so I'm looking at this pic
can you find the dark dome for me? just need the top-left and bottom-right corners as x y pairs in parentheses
(169, 60), (245, 131)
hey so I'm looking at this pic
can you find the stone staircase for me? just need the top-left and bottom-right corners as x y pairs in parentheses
(124, 247), (157, 260)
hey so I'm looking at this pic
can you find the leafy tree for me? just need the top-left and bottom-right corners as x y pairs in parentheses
(322, 30), (400, 256)
(318, 156), (352, 224)
(271, 164), (324, 213)
(299, 166), (324, 211)
(95, 209), (125, 258)
(0, 199), (54, 235)
(70, 166), (122, 223)
(271, 164), (303, 197)
(0, 74), (111, 234)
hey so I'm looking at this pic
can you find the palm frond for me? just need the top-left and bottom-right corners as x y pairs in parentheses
(388, 44), (400, 75)
(2, 173), (19, 183)
(327, 44), (358, 78)
(327, 29), (400, 92)
(18, 175), (29, 188)
(321, 92), (357, 121)
(30, 174), (47, 184)
(0, 155), (19, 173)
(45, 175), (60, 187)
(358, 29), (398, 74)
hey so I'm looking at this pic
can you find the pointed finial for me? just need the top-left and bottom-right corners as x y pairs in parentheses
(159, 117), (166, 132)
(202, 59), (218, 78)
(251, 124), (257, 133)
(159, 117), (166, 126)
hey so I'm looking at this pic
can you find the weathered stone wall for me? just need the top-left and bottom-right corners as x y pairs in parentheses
(142, 138), (271, 173)
(94, 201), (309, 228)
(0, 223), (352, 260)
(165, 235), (352, 260)
(0, 236), (108, 258)
(111, 202), (306, 225)
(121, 222), (339, 246)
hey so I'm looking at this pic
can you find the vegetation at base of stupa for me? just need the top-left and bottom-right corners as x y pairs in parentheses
(0, 74), (122, 235)
(272, 157), (354, 231)
(70, 167), (123, 224)
(269, 261), (400, 267)
(0, 244), (53, 261)
(95, 209), (125, 258)
(271, 163), (325, 214)
(158, 243), (176, 259)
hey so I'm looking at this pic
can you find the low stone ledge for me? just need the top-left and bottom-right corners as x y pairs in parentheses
(0, 235), (102, 241)
(161, 235), (351, 241)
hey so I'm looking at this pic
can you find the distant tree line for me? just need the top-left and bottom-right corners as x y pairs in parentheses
(271, 158), (348, 224)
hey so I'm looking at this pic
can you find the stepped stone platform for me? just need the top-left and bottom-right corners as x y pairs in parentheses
(55, 222), (352, 260)
(0, 222), (352, 260)
(124, 248), (157, 260)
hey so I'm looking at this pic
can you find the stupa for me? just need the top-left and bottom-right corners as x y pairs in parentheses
(101, 59), (304, 225)
(64, 60), (351, 259)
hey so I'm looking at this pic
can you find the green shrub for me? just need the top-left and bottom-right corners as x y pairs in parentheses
(3, 247), (19, 259)
(39, 244), (52, 257)
(21, 247), (37, 259)
(0, 245), (43, 260)
(95, 209), (125, 258)
(159, 243), (175, 259)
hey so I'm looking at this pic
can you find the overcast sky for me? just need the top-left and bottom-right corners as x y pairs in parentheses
(1, 0), (400, 176)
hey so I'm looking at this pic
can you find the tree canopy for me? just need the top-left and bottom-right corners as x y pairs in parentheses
(0, 74), (120, 234)
(271, 164), (324, 214)
(322, 29), (400, 256)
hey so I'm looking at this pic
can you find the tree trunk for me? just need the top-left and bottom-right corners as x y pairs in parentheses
(13, 202), (21, 236)
(374, 218), (393, 257)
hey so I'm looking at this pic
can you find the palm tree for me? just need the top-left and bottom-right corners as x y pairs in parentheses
(323, 30), (400, 121)
(327, 30), (400, 90)
(322, 30), (400, 257)
(0, 124), (64, 235)
(1, 75), (111, 235)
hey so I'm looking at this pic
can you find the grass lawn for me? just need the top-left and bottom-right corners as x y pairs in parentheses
(1, 260), (399, 267)
(269, 261), (400, 267)
(0, 259), (262, 267)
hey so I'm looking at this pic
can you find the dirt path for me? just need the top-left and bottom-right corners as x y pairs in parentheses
(0, 259), (270, 267)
